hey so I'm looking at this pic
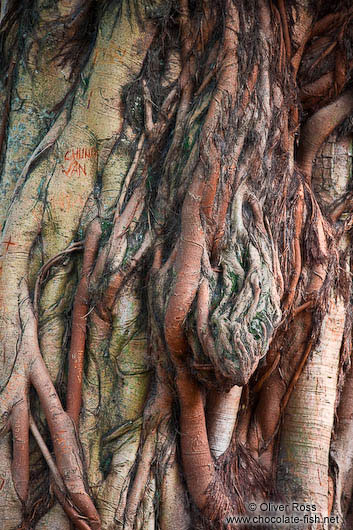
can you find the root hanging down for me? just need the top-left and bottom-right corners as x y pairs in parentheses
(3, 1), (353, 528)
(3, 282), (102, 529)
(207, 385), (242, 459)
(149, 1), (287, 521)
(66, 218), (102, 426)
(189, 189), (282, 390)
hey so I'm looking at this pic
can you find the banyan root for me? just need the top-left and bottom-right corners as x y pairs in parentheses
(29, 415), (93, 530)
(174, 362), (215, 511)
(66, 218), (102, 426)
(2, 282), (101, 529)
(114, 368), (173, 529)
(297, 91), (353, 180)
(207, 385), (242, 459)
(34, 240), (84, 316)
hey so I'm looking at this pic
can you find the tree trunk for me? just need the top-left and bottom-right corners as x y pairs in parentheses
(1, 1), (353, 529)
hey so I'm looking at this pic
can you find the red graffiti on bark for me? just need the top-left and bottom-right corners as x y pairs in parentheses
(61, 147), (97, 178)
(62, 160), (87, 177)
(64, 147), (97, 161)
(2, 237), (16, 252)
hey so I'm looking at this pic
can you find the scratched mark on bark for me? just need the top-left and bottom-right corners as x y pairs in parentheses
(93, 46), (127, 66)
(61, 147), (98, 178)
(0, 236), (16, 275)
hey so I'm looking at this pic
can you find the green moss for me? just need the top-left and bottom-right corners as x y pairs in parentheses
(249, 310), (270, 341)
(249, 318), (262, 340)
(100, 451), (113, 479)
(228, 271), (239, 293)
(100, 218), (114, 242)
(182, 136), (191, 153)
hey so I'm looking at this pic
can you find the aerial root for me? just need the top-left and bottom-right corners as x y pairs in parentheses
(115, 370), (173, 529)
(281, 338), (313, 413)
(123, 435), (156, 530)
(31, 364), (101, 528)
(11, 398), (29, 503)
(15, 279), (101, 528)
(34, 240), (84, 316)
(282, 181), (304, 312)
(66, 218), (102, 426)
(29, 415), (93, 530)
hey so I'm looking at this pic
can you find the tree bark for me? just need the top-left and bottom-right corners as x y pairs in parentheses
(1, 1), (353, 529)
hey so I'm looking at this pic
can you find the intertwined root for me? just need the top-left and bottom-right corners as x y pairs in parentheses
(0, 282), (100, 529)
(94, 372), (178, 530)
(189, 191), (282, 390)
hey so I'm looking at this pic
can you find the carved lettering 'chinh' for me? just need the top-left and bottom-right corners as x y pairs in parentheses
(64, 147), (97, 161)
(62, 147), (97, 178)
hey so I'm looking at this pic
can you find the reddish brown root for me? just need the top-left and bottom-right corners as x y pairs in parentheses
(29, 414), (65, 493)
(11, 398), (29, 503)
(175, 363), (215, 512)
(309, 41), (337, 75)
(24, 301), (101, 529)
(329, 191), (353, 222)
(280, 338), (313, 412)
(293, 300), (312, 316)
(53, 484), (94, 530)
(297, 91), (353, 180)
(34, 241), (84, 316)
(282, 182), (304, 311)
(278, 0), (291, 61)
(165, 0), (240, 366)
(66, 218), (101, 426)
(300, 72), (334, 109)
(164, 168), (205, 360)
(124, 436), (155, 529)
(253, 353), (280, 393)
(311, 13), (343, 39)
(29, 415), (93, 529)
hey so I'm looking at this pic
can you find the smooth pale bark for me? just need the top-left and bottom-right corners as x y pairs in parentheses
(159, 453), (191, 530)
(328, 140), (353, 527)
(278, 295), (344, 516)
(278, 135), (351, 520)
(207, 386), (242, 458)
(0, 1), (161, 526)
(331, 359), (353, 528)
(0, 0), (72, 228)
